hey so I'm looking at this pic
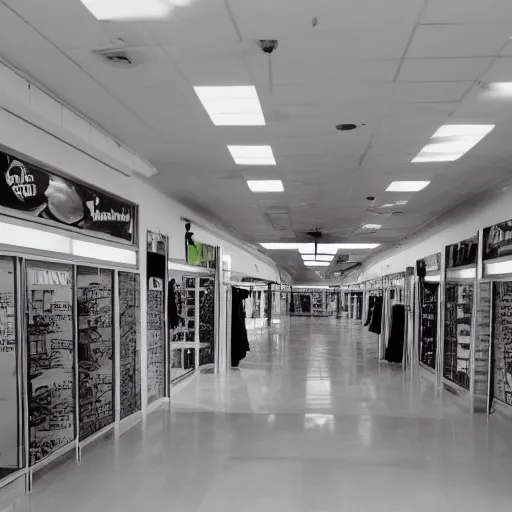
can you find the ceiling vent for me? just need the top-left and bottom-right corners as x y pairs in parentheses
(94, 48), (138, 68)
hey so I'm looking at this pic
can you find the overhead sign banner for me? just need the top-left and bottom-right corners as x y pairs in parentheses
(445, 235), (478, 268)
(0, 150), (136, 243)
(483, 220), (512, 260)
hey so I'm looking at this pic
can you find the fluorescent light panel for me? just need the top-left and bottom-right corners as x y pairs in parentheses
(301, 254), (334, 262)
(412, 124), (495, 163)
(304, 261), (330, 267)
(260, 243), (379, 251)
(194, 86), (265, 126)
(362, 224), (382, 230)
(247, 180), (283, 192)
(80, 0), (175, 20)
(386, 181), (430, 192)
(228, 145), (276, 166)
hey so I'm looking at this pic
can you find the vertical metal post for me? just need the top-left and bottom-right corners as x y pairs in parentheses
(164, 237), (170, 400)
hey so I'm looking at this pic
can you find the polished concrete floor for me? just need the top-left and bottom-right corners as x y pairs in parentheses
(16, 318), (512, 511)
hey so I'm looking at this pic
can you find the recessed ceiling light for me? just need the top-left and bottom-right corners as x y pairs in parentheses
(301, 254), (334, 262)
(247, 180), (283, 192)
(395, 200), (408, 206)
(80, 0), (176, 20)
(483, 82), (512, 99)
(412, 124), (494, 163)
(362, 224), (382, 230)
(228, 145), (276, 165)
(304, 261), (330, 267)
(194, 86), (265, 126)
(386, 181), (430, 192)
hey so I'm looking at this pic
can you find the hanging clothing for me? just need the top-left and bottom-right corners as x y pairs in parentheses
(364, 296), (376, 326)
(369, 296), (383, 334)
(385, 304), (406, 363)
(231, 287), (250, 367)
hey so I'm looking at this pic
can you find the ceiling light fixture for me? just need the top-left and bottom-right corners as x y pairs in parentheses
(362, 224), (382, 230)
(485, 82), (512, 99)
(247, 180), (284, 193)
(412, 124), (495, 163)
(386, 181), (430, 192)
(228, 145), (276, 166)
(301, 254), (334, 262)
(259, 243), (379, 251)
(304, 261), (330, 267)
(80, 0), (177, 20)
(194, 86), (266, 126)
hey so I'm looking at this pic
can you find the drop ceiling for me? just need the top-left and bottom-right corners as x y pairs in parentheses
(1, 0), (512, 282)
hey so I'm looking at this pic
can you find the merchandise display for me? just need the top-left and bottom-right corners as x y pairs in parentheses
(119, 272), (142, 419)
(492, 281), (512, 406)
(474, 281), (491, 406)
(77, 267), (114, 441)
(444, 282), (473, 389)
(419, 282), (438, 370)
(199, 277), (215, 366)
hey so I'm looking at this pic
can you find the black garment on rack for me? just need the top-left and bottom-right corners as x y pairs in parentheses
(231, 287), (250, 367)
(369, 296), (383, 334)
(364, 296), (376, 326)
(385, 304), (406, 363)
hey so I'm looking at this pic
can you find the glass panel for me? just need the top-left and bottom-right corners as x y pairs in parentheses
(169, 273), (196, 382)
(27, 261), (75, 466)
(444, 281), (474, 390)
(119, 272), (141, 419)
(0, 256), (20, 477)
(77, 267), (114, 441)
(419, 282), (439, 370)
(493, 281), (512, 405)
(199, 277), (215, 366)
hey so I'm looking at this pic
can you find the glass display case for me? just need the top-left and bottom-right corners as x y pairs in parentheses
(444, 282), (474, 389)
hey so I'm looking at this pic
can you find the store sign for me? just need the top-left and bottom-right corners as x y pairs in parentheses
(0, 150), (135, 243)
(445, 235), (478, 268)
(420, 253), (441, 272)
(27, 269), (71, 286)
(483, 219), (512, 260)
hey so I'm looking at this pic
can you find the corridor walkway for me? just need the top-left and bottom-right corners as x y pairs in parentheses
(18, 318), (512, 511)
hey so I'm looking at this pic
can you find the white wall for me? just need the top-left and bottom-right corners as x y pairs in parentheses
(351, 183), (512, 282)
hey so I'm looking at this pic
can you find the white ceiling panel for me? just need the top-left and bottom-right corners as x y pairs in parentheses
(421, 0), (512, 24)
(481, 57), (512, 82)
(407, 24), (510, 58)
(397, 57), (493, 82)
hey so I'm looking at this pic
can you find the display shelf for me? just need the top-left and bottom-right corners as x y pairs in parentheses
(419, 281), (439, 370)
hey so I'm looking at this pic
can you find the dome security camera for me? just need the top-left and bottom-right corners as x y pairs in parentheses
(258, 40), (279, 54)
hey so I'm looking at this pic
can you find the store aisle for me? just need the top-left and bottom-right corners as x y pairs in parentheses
(17, 318), (512, 512)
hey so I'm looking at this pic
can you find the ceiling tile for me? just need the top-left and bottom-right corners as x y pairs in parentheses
(421, 0), (512, 24)
(481, 57), (512, 82)
(407, 24), (510, 58)
(397, 58), (493, 82)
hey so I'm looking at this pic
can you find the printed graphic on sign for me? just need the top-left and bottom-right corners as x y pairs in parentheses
(0, 150), (135, 242)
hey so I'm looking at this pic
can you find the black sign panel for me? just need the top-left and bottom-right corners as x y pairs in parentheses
(0, 150), (135, 243)
(483, 220), (512, 260)
(445, 235), (478, 268)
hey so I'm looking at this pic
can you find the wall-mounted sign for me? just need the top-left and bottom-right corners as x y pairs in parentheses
(445, 235), (478, 268)
(184, 223), (216, 269)
(483, 219), (512, 260)
(0, 150), (136, 243)
(417, 253), (441, 274)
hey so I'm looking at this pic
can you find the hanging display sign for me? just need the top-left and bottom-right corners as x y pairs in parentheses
(445, 235), (478, 268)
(483, 219), (512, 260)
(0, 150), (136, 243)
